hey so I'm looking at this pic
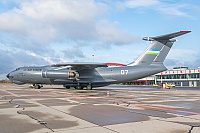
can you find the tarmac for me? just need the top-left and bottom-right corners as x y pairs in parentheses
(0, 84), (200, 133)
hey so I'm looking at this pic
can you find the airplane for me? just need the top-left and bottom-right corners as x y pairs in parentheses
(6, 30), (191, 90)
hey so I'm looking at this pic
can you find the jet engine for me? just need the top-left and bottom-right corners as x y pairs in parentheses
(42, 70), (79, 79)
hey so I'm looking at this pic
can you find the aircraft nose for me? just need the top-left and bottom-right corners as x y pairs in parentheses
(6, 73), (10, 79)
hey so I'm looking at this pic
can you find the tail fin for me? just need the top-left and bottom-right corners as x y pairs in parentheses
(128, 30), (191, 66)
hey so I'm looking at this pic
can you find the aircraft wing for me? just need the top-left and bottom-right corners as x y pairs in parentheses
(51, 62), (108, 70)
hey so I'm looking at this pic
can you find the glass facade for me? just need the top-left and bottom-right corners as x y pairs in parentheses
(156, 73), (200, 79)
(127, 68), (200, 87)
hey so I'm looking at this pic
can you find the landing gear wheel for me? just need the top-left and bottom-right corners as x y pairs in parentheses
(65, 86), (70, 89)
(86, 85), (92, 90)
(34, 84), (41, 89)
(75, 86), (83, 90)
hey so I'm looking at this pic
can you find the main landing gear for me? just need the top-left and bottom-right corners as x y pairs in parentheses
(65, 86), (71, 89)
(75, 84), (92, 90)
(86, 84), (92, 90)
(64, 84), (93, 90)
(75, 86), (83, 90)
(32, 84), (43, 89)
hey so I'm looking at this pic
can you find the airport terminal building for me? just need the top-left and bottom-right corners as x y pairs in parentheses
(128, 67), (200, 87)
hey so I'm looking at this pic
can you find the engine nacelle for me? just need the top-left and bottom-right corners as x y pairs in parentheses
(42, 70), (79, 79)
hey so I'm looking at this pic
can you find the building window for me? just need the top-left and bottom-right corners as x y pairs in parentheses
(188, 73), (200, 79)
(156, 75), (161, 79)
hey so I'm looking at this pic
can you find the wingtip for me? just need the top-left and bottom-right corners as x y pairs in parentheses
(180, 30), (191, 33)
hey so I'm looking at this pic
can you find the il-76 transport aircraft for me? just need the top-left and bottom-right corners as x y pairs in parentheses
(7, 30), (190, 89)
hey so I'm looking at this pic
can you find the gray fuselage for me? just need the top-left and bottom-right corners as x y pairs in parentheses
(7, 63), (166, 88)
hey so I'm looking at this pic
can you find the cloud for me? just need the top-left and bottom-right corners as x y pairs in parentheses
(168, 49), (197, 61)
(0, 0), (99, 42)
(164, 49), (200, 69)
(1, 0), (197, 80)
(0, 33), (54, 55)
(119, 0), (191, 17)
(0, 0), (136, 48)
(96, 20), (138, 45)
(164, 58), (200, 70)
(0, 0), (140, 79)
(0, 49), (49, 79)
(124, 0), (159, 8)
(164, 59), (184, 70)
(62, 47), (85, 59)
(156, 4), (189, 17)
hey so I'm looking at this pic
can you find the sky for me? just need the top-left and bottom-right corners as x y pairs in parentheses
(0, 0), (200, 79)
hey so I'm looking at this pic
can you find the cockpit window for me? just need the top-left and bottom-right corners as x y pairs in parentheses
(23, 69), (42, 71)
(12, 68), (20, 72)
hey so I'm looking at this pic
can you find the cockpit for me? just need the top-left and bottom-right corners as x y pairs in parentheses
(13, 68), (20, 72)
(6, 68), (21, 79)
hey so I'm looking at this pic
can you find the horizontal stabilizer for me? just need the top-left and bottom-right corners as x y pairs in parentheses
(143, 30), (191, 41)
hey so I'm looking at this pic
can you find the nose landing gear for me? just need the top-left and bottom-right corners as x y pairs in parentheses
(32, 84), (43, 89)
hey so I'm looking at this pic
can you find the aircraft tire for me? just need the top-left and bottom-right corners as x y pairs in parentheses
(86, 85), (92, 90)
(75, 86), (83, 90)
(34, 84), (41, 89)
(38, 85), (41, 89)
(65, 86), (70, 89)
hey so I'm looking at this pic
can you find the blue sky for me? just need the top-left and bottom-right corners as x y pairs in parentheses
(0, 0), (200, 79)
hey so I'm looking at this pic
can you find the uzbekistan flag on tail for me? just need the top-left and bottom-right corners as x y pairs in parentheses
(146, 49), (160, 55)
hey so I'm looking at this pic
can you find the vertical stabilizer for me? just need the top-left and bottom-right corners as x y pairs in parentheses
(128, 30), (191, 66)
